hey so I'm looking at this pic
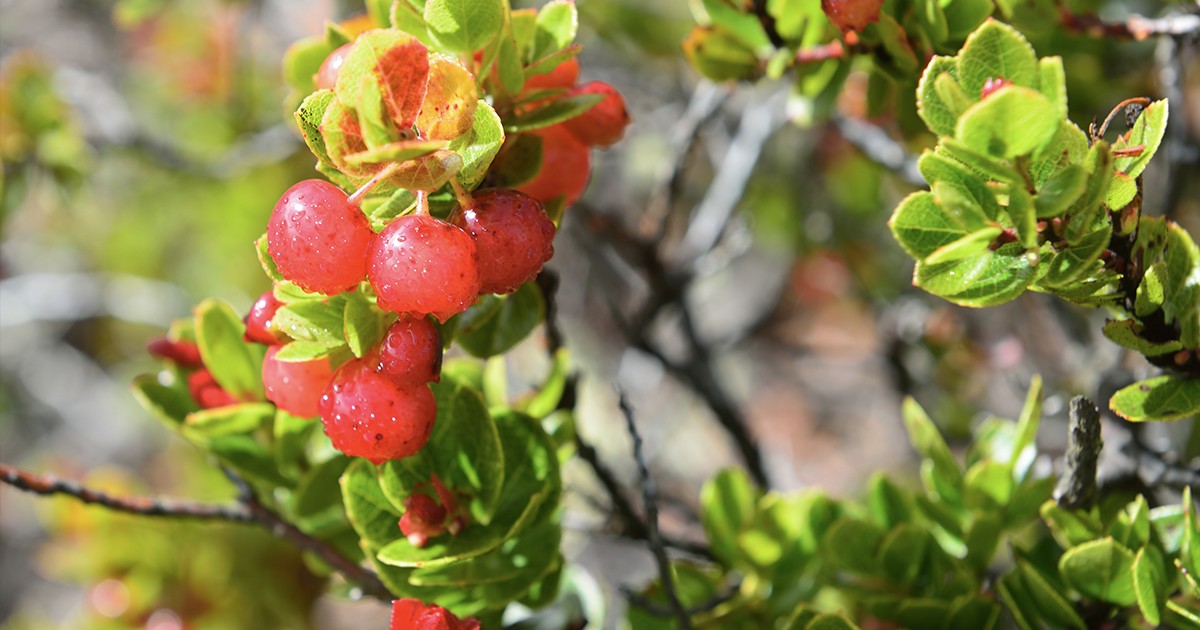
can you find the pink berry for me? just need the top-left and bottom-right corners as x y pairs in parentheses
(188, 369), (238, 409)
(244, 291), (284, 345)
(377, 317), (443, 386)
(315, 43), (352, 91)
(267, 179), (374, 296)
(147, 338), (203, 368)
(398, 493), (448, 548)
(262, 346), (334, 418)
(367, 214), (482, 323)
(318, 358), (436, 464)
(563, 82), (631, 148)
(453, 189), (555, 295)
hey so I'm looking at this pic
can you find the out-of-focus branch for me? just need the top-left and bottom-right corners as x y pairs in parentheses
(831, 113), (925, 187)
(619, 393), (693, 630)
(1053, 397), (1102, 510)
(1059, 6), (1200, 40)
(1, 463), (392, 601)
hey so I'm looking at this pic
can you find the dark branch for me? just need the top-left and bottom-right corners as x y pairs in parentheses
(1053, 397), (1103, 510)
(2, 463), (392, 602)
(619, 392), (693, 630)
(751, 0), (787, 48)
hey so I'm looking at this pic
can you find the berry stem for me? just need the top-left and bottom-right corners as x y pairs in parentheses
(414, 190), (431, 216)
(448, 176), (476, 211)
(349, 163), (402, 207)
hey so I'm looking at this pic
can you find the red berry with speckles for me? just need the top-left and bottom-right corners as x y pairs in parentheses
(267, 179), (373, 296)
(822, 0), (883, 32)
(318, 358), (436, 464)
(515, 125), (590, 208)
(367, 214), (481, 322)
(244, 291), (285, 345)
(524, 58), (579, 92)
(377, 317), (443, 386)
(315, 43), (352, 90)
(563, 82), (631, 147)
(262, 346), (334, 418)
(453, 189), (555, 295)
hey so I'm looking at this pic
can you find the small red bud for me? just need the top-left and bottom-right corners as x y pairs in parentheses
(980, 77), (1011, 100)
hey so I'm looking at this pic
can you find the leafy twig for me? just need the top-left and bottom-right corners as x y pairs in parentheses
(1, 462), (392, 601)
(619, 392), (693, 630)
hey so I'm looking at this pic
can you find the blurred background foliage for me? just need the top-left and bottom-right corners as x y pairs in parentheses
(0, 0), (1196, 628)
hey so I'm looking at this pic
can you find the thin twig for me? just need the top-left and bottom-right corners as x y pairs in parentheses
(831, 114), (925, 187)
(1053, 397), (1103, 510)
(619, 392), (693, 630)
(623, 578), (742, 618)
(2, 463), (392, 601)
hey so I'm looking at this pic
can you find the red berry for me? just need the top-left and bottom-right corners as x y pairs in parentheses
(267, 179), (374, 296)
(523, 57), (579, 91)
(262, 346), (334, 418)
(398, 493), (448, 548)
(377, 317), (443, 386)
(318, 358), (436, 464)
(315, 43), (352, 91)
(147, 338), (204, 368)
(515, 125), (590, 208)
(390, 599), (480, 630)
(187, 369), (239, 409)
(822, 0), (883, 32)
(367, 215), (482, 323)
(980, 77), (1011, 100)
(454, 189), (555, 294)
(563, 82), (631, 147)
(243, 291), (285, 345)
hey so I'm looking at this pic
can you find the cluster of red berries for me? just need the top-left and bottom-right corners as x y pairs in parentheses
(256, 181), (556, 463)
(390, 598), (479, 630)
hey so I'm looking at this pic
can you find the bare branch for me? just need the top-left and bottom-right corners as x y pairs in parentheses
(1060, 6), (1200, 40)
(1, 462), (393, 602)
(831, 113), (925, 187)
(619, 392), (693, 630)
(1053, 397), (1103, 510)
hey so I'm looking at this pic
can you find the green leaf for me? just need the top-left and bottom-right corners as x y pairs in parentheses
(996, 570), (1038, 630)
(255, 234), (284, 283)
(1060, 538), (1138, 606)
(1162, 223), (1200, 346)
(931, 179), (992, 231)
(700, 468), (761, 568)
(805, 613), (861, 630)
(424, 0), (504, 53)
(682, 25), (761, 82)
(902, 397), (963, 504)
(1182, 486), (1200, 583)
(1009, 374), (1042, 476)
(292, 455), (351, 518)
(963, 512), (1003, 570)
(408, 517), (561, 587)
(956, 87), (1057, 159)
(1105, 171), (1138, 210)
(1037, 57), (1067, 121)
(1030, 120), (1089, 187)
(1040, 500), (1103, 548)
(131, 374), (197, 428)
(283, 35), (334, 95)
(915, 243), (1039, 308)
(822, 517), (884, 574)
(936, 139), (1022, 184)
(888, 191), (970, 260)
(917, 57), (962, 137)
(1110, 375), (1200, 422)
(520, 347), (569, 419)
(504, 92), (604, 133)
(273, 339), (347, 362)
(184, 402), (274, 439)
(274, 410), (316, 477)
(342, 459), (404, 548)
(392, 1), (434, 45)
(376, 409), (557, 568)
(1132, 545), (1167, 625)
(379, 378), (505, 526)
(1113, 100), (1168, 179)
(452, 100), (505, 190)
(1035, 164), (1085, 218)
(956, 19), (1039, 98)
(194, 299), (264, 400)
(1102, 320), (1183, 357)
(1008, 187), (1037, 250)
(457, 283), (545, 358)
(877, 523), (928, 586)
(964, 460), (1014, 510)
(343, 293), (385, 359)
(531, 0), (577, 61)
(1016, 560), (1087, 629)
(295, 88), (338, 170)
(343, 139), (448, 166)
(866, 473), (912, 529)
(208, 435), (290, 486)
(274, 297), (348, 345)
(1037, 207), (1111, 289)
(945, 596), (1001, 630)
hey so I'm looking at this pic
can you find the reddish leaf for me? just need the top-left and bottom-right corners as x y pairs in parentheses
(320, 98), (370, 177)
(417, 56), (479, 141)
(336, 30), (431, 130)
